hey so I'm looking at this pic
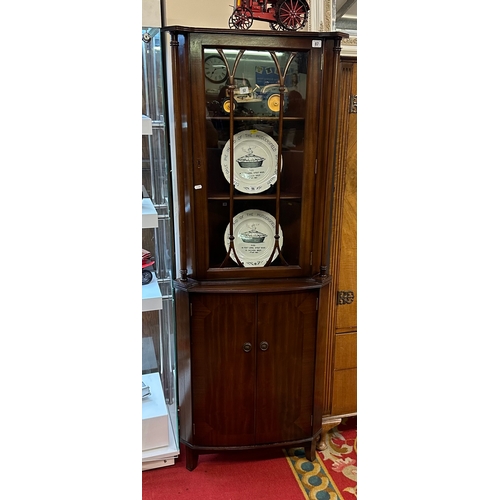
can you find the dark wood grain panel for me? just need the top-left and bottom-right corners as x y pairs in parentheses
(255, 291), (317, 443)
(175, 289), (194, 444)
(190, 293), (257, 446)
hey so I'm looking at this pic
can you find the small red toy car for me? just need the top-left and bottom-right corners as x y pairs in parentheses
(142, 249), (155, 285)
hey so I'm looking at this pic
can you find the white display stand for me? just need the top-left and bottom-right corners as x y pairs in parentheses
(142, 372), (169, 451)
(142, 198), (158, 228)
(142, 273), (162, 312)
(142, 115), (153, 135)
(142, 372), (179, 470)
(142, 410), (179, 470)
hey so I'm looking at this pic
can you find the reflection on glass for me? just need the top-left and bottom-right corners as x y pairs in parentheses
(204, 49), (307, 120)
(203, 48), (308, 270)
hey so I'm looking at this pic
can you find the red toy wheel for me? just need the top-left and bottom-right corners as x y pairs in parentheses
(228, 7), (253, 30)
(277, 0), (309, 31)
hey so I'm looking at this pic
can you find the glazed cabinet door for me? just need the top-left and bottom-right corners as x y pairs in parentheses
(256, 291), (318, 443)
(190, 293), (257, 447)
(179, 32), (329, 281)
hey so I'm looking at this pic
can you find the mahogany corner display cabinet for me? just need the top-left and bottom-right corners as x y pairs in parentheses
(160, 25), (348, 471)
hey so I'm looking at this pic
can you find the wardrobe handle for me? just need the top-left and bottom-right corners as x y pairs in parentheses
(242, 342), (252, 353)
(259, 341), (269, 351)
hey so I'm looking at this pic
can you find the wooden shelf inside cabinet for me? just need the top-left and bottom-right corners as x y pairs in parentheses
(142, 115), (153, 135)
(207, 193), (302, 201)
(142, 197), (158, 228)
(142, 273), (162, 312)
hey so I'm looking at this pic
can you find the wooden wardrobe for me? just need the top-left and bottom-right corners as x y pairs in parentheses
(319, 58), (357, 448)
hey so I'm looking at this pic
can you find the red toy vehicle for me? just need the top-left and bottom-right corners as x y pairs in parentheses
(228, 0), (309, 31)
(142, 249), (155, 285)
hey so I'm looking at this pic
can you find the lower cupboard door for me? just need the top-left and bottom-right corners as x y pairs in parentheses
(255, 291), (317, 443)
(190, 293), (257, 447)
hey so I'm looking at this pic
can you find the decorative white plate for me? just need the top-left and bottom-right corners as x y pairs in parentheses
(224, 209), (284, 267)
(221, 130), (281, 194)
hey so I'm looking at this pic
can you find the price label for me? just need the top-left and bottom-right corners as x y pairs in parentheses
(312, 40), (322, 48)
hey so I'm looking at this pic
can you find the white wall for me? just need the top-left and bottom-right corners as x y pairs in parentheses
(143, 0), (162, 27)
(143, 0), (256, 30)
(162, 0), (237, 29)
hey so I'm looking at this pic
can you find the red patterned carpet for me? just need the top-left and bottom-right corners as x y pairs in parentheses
(142, 417), (357, 500)
(321, 417), (357, 498)
(285, 417), (357, 499)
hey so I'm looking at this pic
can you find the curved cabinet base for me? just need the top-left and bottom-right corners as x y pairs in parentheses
(182, 434), (320, 471)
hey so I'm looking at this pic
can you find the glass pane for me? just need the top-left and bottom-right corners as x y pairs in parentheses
(142, 28), (179, 461)
(203, 47), (309, 271)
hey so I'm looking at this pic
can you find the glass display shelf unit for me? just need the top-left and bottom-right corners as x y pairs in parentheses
(142, 27), (179, 470)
